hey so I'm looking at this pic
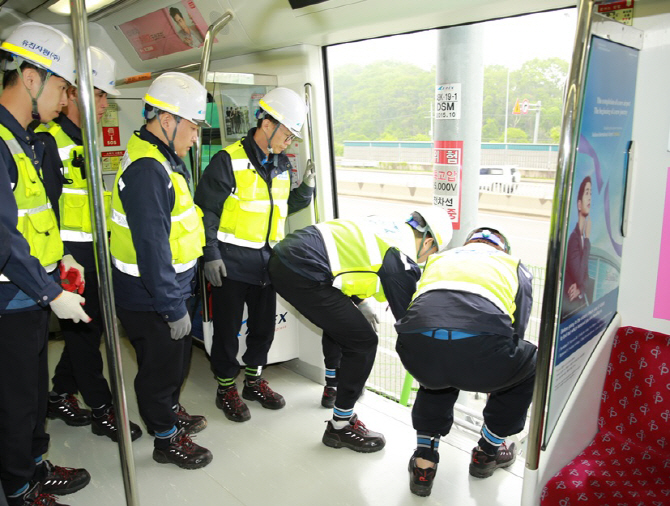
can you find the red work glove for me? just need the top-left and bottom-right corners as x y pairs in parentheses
(59, 263), (85, 295)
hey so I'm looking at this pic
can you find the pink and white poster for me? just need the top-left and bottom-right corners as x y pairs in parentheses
(118, 0), (211, 60)
(653, 168), (670, 320)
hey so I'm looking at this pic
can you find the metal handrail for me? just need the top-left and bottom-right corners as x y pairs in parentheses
(69, 0), (139, 504)
(304, 83), (320, 223)
(194, 11), (234, 323)
(524, 0), (595, 471)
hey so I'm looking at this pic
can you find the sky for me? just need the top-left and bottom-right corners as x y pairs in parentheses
(327, 9), (577, 71)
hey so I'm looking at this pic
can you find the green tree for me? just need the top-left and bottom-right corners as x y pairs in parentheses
(331, 61), (435, 144)
(482, 58), (568, 143)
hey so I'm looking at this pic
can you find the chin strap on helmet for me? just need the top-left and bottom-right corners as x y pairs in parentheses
(157, 110), (181, 153)
(14, 58), (51, 122)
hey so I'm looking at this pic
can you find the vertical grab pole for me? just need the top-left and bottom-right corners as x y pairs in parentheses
(69, 1), (140, 504)
(193, 11), (233, 329)
(304, 83), (320, 223)
(524, 0), (595, 472)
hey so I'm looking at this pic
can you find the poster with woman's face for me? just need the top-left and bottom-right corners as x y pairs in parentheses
(118, 0), (209, 60)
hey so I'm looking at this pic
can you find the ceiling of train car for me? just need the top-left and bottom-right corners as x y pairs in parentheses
(1, 0), (575, 72)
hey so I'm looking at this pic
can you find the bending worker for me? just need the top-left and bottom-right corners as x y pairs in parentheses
(110, 72), (211, 469)
(0, 22), (92, 506)
(396, 227), (536, 497)
(195, 87), (314, 423)
(37, 47), (142, 442)
(268, 208), (452, 453)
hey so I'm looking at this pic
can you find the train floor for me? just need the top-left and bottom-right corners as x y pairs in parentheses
(45, 337), (524, 506)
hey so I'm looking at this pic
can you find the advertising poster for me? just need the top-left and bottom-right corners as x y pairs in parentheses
(545, 36), (639, 441)
(118, 0), (210, 60)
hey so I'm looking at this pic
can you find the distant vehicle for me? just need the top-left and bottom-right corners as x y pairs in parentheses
(479, 165), (520, 193)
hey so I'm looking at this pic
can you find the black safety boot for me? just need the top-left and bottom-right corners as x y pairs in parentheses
(321, 386), (337, 408)
(37, 460), (90, 496)
(47, 394), (91, 427)
(469, 442), (516, 478)
(7, 481), (68, 506)
(242, 377), (286, 409)
(91, 406), (142, 442)
(322, 417), (385, 453)
(408, 453), (438, 497)
(216, 386), (251, 422)
(175, 403), (208, 434)
(153, 428), (213, 470)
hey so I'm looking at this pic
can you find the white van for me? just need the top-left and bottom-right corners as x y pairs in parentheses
(479, 165), (520, 193)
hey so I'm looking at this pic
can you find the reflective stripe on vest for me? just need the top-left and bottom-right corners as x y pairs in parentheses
(110, 133), (205, 276)
(44, 122), (112, 242)
(0, 124), (63, 281)
(413, 245), (520, 321)
(314, 219), (392, 301)
(217, 143), (291, 249)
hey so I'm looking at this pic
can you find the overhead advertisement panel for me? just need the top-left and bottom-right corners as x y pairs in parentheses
(118, 0), (212, 60)
(544, 36), (639, 442)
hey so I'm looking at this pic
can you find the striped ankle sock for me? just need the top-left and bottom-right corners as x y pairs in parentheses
(325, 368), (338, 387)
(332, 406), (354, 428)
(245, 366), (262, 385)
(479, 424), (505, 455)
(417, 432), (440, 453)
(217, 376), (236, 391)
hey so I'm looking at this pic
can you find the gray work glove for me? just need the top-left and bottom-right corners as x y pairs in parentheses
(204, 259), (227, 287)
(49, 291), (91, 323)
(357, 299), (379, 332)
(303, 160), (316, 187)
(168, 313), (191, 340)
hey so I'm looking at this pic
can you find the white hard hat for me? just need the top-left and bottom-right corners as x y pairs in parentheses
(258, 87), (306, 139)
(143, 72), (209, 127)
(0, 22), (76, 84)
(90, 47), (120, 96)
(407, 207), (453, 253)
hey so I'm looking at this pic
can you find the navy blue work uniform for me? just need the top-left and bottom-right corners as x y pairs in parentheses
(0, 105), (63, 496)
(194, 128), (313, 379)
(112, 126), (196, 435)
(395, 243), (537, 455)
(269, 224), (421, 411)
(38, 113), (113, 410)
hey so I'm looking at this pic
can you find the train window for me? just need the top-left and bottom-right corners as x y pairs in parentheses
(324, 8), (576, 439)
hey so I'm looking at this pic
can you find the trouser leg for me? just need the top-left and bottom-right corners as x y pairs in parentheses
(411, 385), (460, 436)
(269, 255), (377, 411)
(210, 278), (247, 379)
(52, 275), (112, 408)
(481, 369), (536, 440)
(0, 310), (50, 494)
(116, 307), (183, 434)
(241, 284), (276, 370)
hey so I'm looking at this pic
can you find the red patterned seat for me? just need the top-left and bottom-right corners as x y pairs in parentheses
(541, 326), (670, 506)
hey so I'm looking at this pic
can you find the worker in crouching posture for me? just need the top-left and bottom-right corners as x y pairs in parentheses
(269, 208), (452, 453)
(396, 227), (536, 497)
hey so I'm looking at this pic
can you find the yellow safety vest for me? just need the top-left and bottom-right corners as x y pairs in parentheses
(39, 121), (112, 241)
(0, 124), (63, 281)
(314, 219), (413, 302)
(109, 132), (205, 276)
(413, 244), (521, 322)
(217, 141), (291, 249)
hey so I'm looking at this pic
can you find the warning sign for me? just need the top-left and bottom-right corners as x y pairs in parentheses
(433, 140), (463, 230)
(597, 0), (634, 26)
(513, 98), (530, 115)
(101, 151), (124, 173)
(435, 83), (461, 120)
